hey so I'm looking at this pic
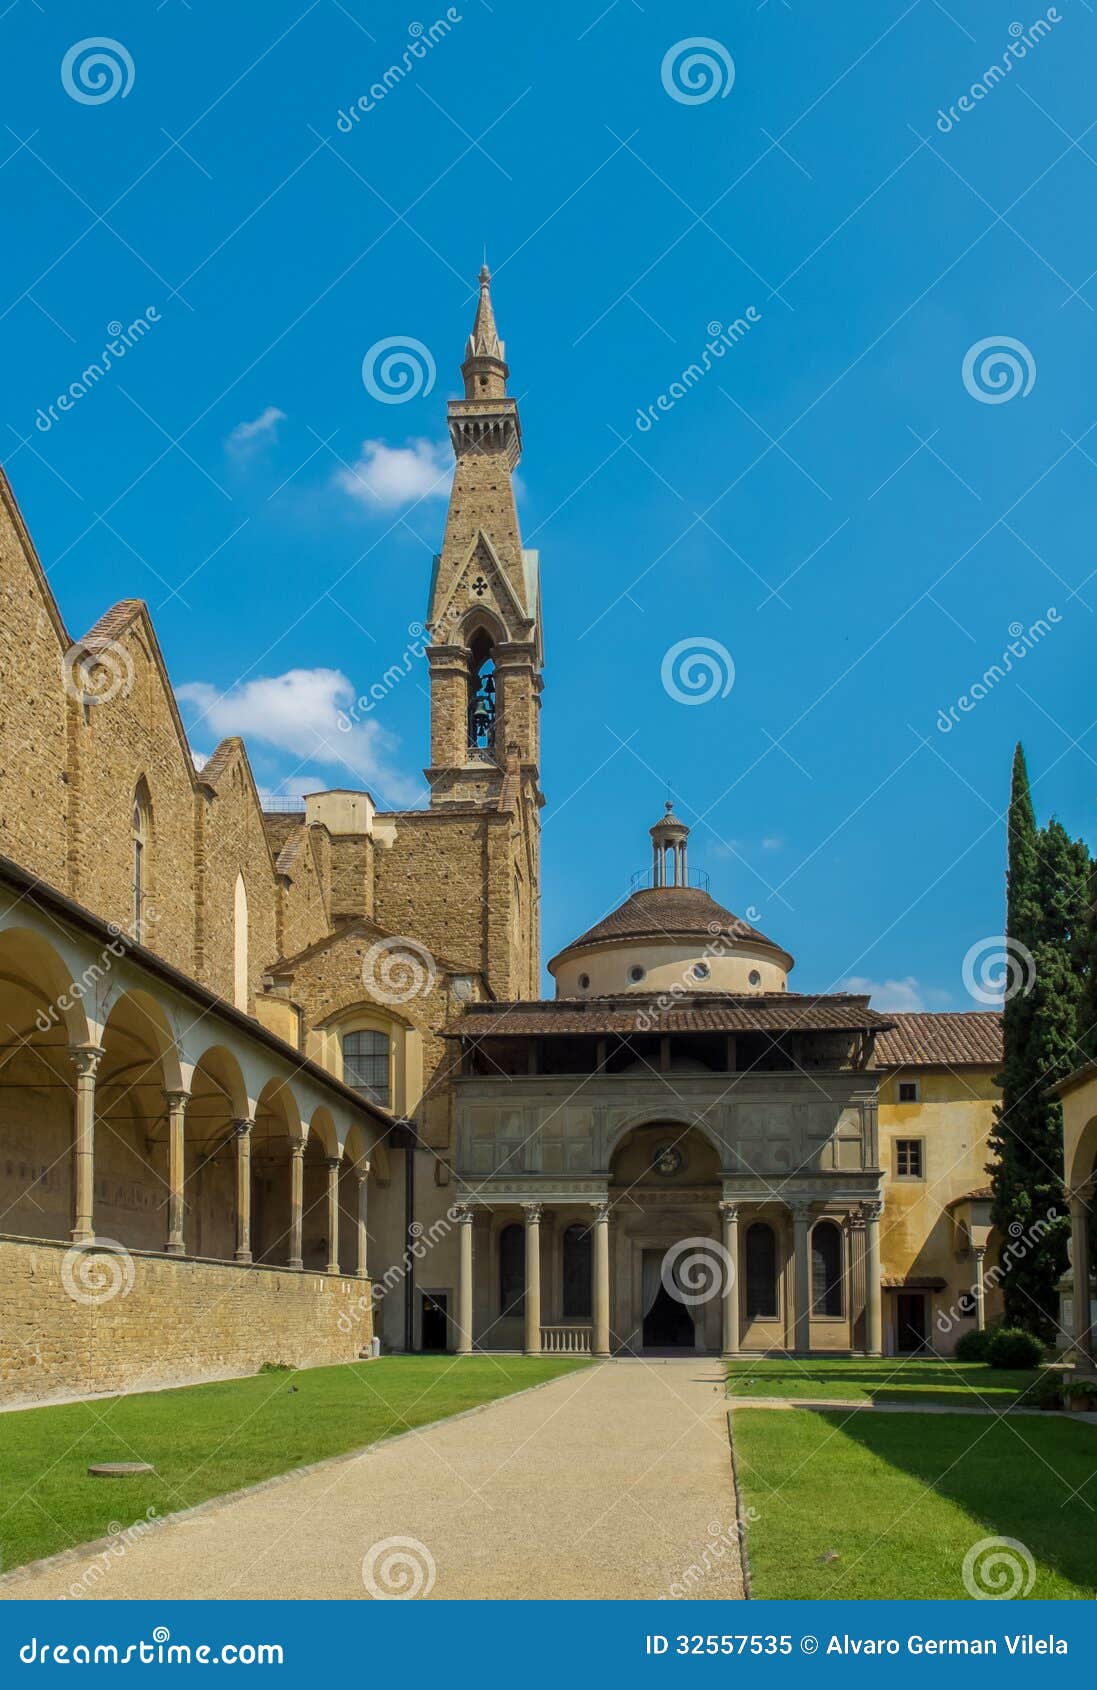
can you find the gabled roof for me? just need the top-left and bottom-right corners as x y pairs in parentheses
(270, 915), (477, 980)
(875, 1012), (1003, 1069)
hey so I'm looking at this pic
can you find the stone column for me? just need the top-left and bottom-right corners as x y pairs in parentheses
(523, 1201), (543, 1355)
(1070, 1181), (1095, 1371)
(233, 1120), (253, 1263)
(69, 1045), (102, 1244)
(165, 1090), (189, 1255)
(455, 1204), (474, 1355)
(861, 1199), (884, 1357)
(288, 1140), (305, 1269)
(719, 1200), (741, 1357)
(354, 1164), (370, 1280)
(591, 1200), (611, 1357)
(973, 1244), (987, 1332)
(847, 1209), (867, 1352)
(325, 1156), (341, 1275)
(791, 1201), (813, 1353)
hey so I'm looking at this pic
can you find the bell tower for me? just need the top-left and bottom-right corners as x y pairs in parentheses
(425, 265), (543, 807)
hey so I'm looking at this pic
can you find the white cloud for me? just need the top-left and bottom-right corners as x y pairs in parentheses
(842, 975), (925, 1013)
(336, 437), (453, 509)
(175, 668), (424, 806)
(761, 836), (784, 851)
(190, 749), (209, 772)
(226, 406), (286, 456)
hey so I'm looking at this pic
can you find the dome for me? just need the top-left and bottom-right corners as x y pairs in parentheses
(548, 885), (794, 999)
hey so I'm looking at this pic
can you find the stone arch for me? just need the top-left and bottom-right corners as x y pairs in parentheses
(299, 1106), (339, 1272)
(1068, 1112), (1097, 1194)
(603, 1109), (724, 1173)
(0, 927), (90, 1242)
(183, 1044), (250, 1259)
(94, 989), (184, 1253)
(338, 1119), (372, 1276)
(250, 1077), (301, 1267)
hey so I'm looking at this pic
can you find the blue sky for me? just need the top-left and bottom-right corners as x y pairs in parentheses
(2, 0), (1093, 1002)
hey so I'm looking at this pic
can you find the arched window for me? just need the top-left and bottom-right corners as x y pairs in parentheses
(499, 1223), (525, 1316)
(467, 627), (496, 757)
(233, 873), (248, 1011)
(562, 1222), (592, 1318)
(745, 1222), (777, 1319)
(132, 781), (151, 940)
(811, 1220), (844, 1316)
(342, 1030), (391, 1109)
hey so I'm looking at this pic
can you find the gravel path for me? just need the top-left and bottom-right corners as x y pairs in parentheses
(3, 1359), (746, 1601)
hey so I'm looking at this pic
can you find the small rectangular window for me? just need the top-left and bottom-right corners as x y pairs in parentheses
(342, 1031), (391, 1109)
(898, 1079), (919, 1103)
(895, 1138), (924, 1179)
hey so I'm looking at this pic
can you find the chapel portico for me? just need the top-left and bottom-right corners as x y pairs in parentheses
(445, 810), (891, 1359)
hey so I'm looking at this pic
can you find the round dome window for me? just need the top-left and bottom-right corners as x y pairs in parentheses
(748, 969), (762, 987)
(692, 962), (710, 981)
(578, 972), (590, 991)
(628, 964), (646, 984)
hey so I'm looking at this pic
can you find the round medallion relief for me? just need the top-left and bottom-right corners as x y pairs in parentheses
(652, 1144), (685, 1176)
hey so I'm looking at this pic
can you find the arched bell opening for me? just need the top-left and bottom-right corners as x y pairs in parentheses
(466, 626), (497, 759)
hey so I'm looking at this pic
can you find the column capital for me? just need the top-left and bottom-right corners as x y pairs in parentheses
(521, 1201), (543, 1225)
(352, 1163), (370, 1186)
(1070, 1179), (1095, 1206)
(718, 1200), (741, 1221)
(972, 1242), (988, 1260)
(68, 1044), (104, 1079)
(790, 1198), (815, 1223)
(324, 1154), (342, 1173)
(589, 1200), (611, 1224)
(232, 1117), (254, 1139)
(165, 1089), (190, 1113)
(290, 1138), (306, 1162)
(453, 1202), (475, 1225)
(860, 1198), (884, 1223)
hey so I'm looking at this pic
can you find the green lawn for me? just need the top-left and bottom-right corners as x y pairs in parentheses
(733, 1405), (1097, 1599)
(727, 1355), (1043, 1406)
(0, 1355), (588, 1573)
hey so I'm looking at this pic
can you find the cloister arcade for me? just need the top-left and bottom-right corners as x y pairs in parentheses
(0, 880), (388, 1287)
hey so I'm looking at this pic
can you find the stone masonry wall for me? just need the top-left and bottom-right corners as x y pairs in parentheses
(0, 1237), (371, 1406)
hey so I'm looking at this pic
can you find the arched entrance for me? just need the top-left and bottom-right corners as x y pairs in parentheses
(608, 1121), (723, 1354)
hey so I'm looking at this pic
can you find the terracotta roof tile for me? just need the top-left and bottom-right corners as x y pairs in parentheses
(444, 993), (893, 1038)
(548, 886), (789, 968)
(875, 1012), (1002, 1068)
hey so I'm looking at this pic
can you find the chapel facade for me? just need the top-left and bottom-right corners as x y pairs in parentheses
(0, 268), (1025, 1406)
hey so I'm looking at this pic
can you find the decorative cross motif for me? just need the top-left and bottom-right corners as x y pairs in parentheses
(471, 575), (488, 597)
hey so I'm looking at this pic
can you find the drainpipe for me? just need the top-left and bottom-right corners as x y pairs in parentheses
(404, 1136), (416, 1353)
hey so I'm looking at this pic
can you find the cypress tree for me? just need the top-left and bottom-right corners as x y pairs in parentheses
(988, 749), (1088, 1338)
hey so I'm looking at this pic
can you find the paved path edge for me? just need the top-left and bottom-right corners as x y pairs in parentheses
(0, 1362), (599, 1593)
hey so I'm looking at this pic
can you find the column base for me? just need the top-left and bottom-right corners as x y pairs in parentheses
(289, 1256), (303, 1271)
(164, 1242), (185, 1257)
(234, 1249), (253, 1264)
(523, 1349), (543, 1358)
(70, 1228), (94, 1244)
(326, 1261), (340, 1276)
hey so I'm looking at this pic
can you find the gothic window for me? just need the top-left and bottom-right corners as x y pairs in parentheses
(562, 1223), (592, 1318)
(499, 1223), (525, 1316)
(745, 1222), (777, 1319)
(131, 781), (152, 940)
(811, 1220), (844, 1316)
(467, 627), (496, 757)
(233, 873), (248, 1010)
(342, 1030), (391, 1109)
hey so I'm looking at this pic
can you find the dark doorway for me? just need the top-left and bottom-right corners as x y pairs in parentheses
(421, 1292), (449, 1352)
(643, 1282), (695, 1349)
(895, 1293), (927, 1352)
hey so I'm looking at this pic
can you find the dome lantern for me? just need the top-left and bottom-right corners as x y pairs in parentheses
(649, 801), (690, 888)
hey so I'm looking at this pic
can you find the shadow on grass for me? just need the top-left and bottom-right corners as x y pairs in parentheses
(818, 1407), (1097, 1594)
(727, 1360), (1038, 1406)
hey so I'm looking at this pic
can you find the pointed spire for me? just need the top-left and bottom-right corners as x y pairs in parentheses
(467, 263), (504, 362)
(461, 262), (508, 399)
